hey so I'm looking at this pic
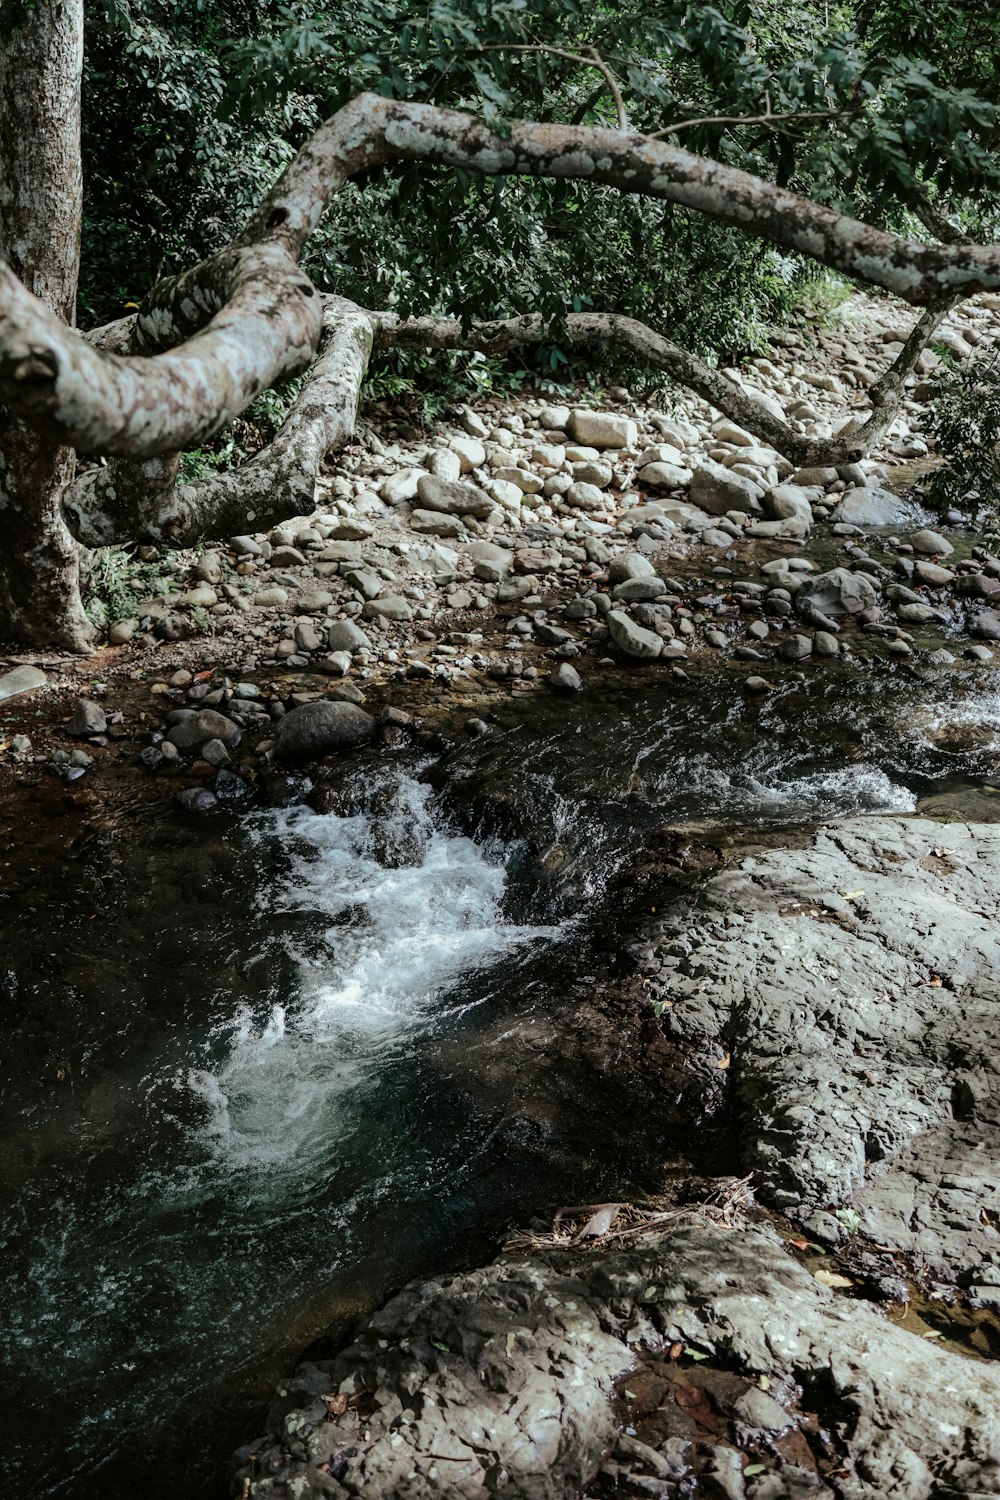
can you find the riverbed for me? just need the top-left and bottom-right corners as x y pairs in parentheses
(3, 659), (1000, 1497)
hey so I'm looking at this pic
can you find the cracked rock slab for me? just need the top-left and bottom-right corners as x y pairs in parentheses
(233, 1224), (1000, 1500)
(639, 817), (1000, 1280)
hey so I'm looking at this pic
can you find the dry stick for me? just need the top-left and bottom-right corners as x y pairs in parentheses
(471, 43), (629, 130)
(650, 90), (861, 140)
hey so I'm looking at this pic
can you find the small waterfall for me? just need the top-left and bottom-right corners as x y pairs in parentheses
(188, 773), (555, 1172)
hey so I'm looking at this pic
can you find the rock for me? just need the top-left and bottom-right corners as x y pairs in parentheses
(0, 665), (47, 702)
(911, 528), (954, 557)
(317, 540), (362, 562)
(362, 596), (414, 621)
(514, 547), (562, 574)
(832, 486), (926, 527)
(109, 619), (139, 644)
(970, 610), (1000, 641)
(538, 403), (571, 431)
(325, 621), (371, 654)
(416, 474), (495, 519)
(608, 554), (656, 584)
(466, 541), (512, 582)
(167, 710), (241, 754)
(690, 461), (759, 515)
(640, 816), (1000, 1283)
(325, 517), (372, 541)
(230, 534), (264, 558)
(409, 508), (466, 537)
(638, 462), (693, 490)
(459, 407), (489, 439)
(607, 609), (663, 659)
(293, 622), (323, 652)
(380, 467), (424, 505)
(954, 573), (1000, 599)
(180, 584), (218, 608)
(790, 465), (839, 487)
(174, 787), (217, 814)
(781, 633), (813, 661)
(813, 630), (840, 657)
(711, 418), (756, 445)
(763, 484), (814, 527)
(200, 738), (230, 768)
(613, 577), (666, 603)
(66, 698), (107, 736)
(254, 587), (289, 607)
(448, 435), (486, 472)
(426, 448), (462, 483)
(564, 481), (605, 510)
(240, 1219), (1000, 1500)
(795, 567), (879, 618)
(550, 662), (582, 692)
(269, 545), (307, 568)
(568, 409), (637, 449)
(914, 561), (956, 587)
(273, 701), (376, 763)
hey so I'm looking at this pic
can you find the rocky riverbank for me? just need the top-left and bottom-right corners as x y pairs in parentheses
(234, 813), (1000, 1500)
(3, 289), (1000, 786)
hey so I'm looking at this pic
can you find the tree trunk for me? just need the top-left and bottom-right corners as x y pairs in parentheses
(0, 0), (94, 650)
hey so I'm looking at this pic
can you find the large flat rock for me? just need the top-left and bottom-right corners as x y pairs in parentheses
(639, 816), (1000, 1280)
(235, 1223), (1000, 1499)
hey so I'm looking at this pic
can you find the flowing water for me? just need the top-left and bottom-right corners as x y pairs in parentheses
(3, 662), (1000, 1498)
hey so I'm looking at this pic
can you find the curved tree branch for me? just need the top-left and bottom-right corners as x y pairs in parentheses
(241, 94), (1000, 305)
(5, 93), (1000, 469)
(0, 243), (322, 454)
(66, 298), (373, 547)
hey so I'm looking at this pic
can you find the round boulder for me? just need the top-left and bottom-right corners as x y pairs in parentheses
(273, 701), (376, 763)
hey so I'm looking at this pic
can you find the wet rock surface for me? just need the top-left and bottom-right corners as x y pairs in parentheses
(234, 1223), (1000, 1500)
(637, 816), (1000, 1280)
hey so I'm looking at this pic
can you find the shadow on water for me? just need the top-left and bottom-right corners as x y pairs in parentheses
(3, 661), (1000, 1497)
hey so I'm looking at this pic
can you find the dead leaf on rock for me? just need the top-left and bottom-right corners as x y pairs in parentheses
(813, 1269), (853, 1289)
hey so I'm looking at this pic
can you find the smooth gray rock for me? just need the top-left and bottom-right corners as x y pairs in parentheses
(466, 541), (512, 582)
(0, 665), (47, 702)
(690, 460), (759, 515)
(795, 566), (878, 618)
(550, 662), (582, 692)
(608, 553), (656, 584)
(166, 709), (241, 753)
(66, 699), (107, 736)
(763, 483), (814, 527)
(607, 609), (662, 659)
(911, 528), (954, 557)
(832, 486), (928, 527)
(416, 474), (495, 519)
(362, 596), (414, 621)
(325, 620), (371, 654)
(273, 701), (375, 763)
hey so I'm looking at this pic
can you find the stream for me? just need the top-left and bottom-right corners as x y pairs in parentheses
(3, 660), (1000, 1498)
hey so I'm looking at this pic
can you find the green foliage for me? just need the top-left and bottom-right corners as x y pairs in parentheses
(924, 344), (1000, 518)
(76, 0), (1000, 405)
(83, 546), (179, 626)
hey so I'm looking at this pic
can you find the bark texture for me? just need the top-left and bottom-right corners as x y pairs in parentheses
(0, 0), (93, 650)
(67, 299), (374, 546)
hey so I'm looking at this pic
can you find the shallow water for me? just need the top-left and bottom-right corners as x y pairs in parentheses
(3, 662), (1000, 1497)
